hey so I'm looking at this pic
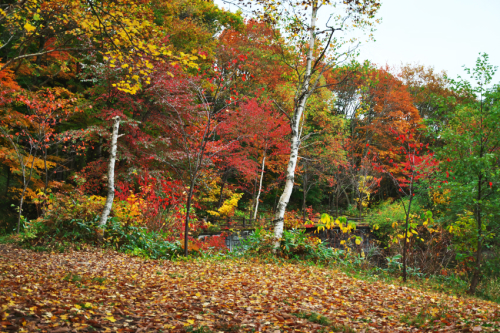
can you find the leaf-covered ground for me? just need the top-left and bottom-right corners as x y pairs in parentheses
(1, 245), (499, 332)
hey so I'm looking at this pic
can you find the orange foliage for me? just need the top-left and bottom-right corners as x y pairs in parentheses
(219, 20), (291, 96)
(0, 64), (20, 91)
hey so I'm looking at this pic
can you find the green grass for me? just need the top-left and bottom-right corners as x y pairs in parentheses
(292, 312), (355, 332)
(0, 234), (17, 244)
(63, 273), (83, 283)
(400, 303), (454, 328)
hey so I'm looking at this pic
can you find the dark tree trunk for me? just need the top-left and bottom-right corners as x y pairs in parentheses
(4, 166), (10, 197)
(403, 193), (414, 282)
(43, 146), (48, 192)
(184, 181), (195, 257)
(469, 174), (483, 294)
(217, 171), (229, 209)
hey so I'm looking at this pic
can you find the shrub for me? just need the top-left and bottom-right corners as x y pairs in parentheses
(240, 227), (275, 255)
(367, 199), (421, 247)
(21, 215), (185, 259)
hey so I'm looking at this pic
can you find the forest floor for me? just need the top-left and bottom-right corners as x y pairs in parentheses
(0, 244), (499, 333)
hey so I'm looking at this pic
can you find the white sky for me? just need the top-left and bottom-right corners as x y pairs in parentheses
(215, 0), (500, 82)
(357, 0), (500, 80)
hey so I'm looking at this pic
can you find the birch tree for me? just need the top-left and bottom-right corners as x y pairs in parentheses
(99, 116), (121, 234)
(225, 0), (381, 244)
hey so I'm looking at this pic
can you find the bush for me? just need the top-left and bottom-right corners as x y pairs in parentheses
(240, 227), (367, 267)
(240, 227), (275, 255)
(21, 215), (184, 259)
(280, 229), (321, 257)
(367, 199), (421, 246)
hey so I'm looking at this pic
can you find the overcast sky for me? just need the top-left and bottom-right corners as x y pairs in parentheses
(215, 0), (500, 81)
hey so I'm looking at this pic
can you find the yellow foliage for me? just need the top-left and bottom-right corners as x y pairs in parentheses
(317, 214), (356, 234)
(2, 0), (199, 95)
(88, 193), (146, 226)
(114, 193), (147, 226)
(207, 193), (243, 217)
(431, 188), (451, 205)
(355, 175), (375, 207)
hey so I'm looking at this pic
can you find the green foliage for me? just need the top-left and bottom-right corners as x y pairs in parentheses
(435, 54), (500, 288)
(19, 216), (184, 260)
(367, 199), (422, 246)
(477, 276), (500, 303)
(241, 227), (367, 268)
(240, 227), (275, 255)
(344, 204), (360, 217)
(292, 312), (355, 332)
(280, 229), (320, 256)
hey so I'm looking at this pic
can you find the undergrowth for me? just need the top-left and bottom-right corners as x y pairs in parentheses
(1, 220), (498, 304)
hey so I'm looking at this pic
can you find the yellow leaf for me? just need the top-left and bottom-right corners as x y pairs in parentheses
(24, 23), (36, 32)
(106, 316), (116, 323)
(74, 304), (81, 309)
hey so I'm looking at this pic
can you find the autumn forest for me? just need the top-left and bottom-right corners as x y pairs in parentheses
(1, 0), (500, 332)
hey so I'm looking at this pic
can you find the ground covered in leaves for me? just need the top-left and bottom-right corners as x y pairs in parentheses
(1, 244), (499, 332)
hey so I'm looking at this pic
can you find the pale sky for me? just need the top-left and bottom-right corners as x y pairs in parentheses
(215, 0), (500, 82)
(357, 0), (500, 80)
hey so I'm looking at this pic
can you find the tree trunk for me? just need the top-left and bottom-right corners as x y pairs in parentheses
(469, 174), (483, 294)
(97, 136), (103, 158)
(273, 3), (317, 246)
(336, 191), (340, 218)
(17, 154), (37, 233)
(184, 180), (195, 257)
(43, 145), (48, 192)
(328, 191), (332, 215)
(302, 184), (307, 223)
(98, 116), (120, 238)
(403, 194), (413, 282)
(4, 166), (10, 197)
(302, 164), (307, 223)
(358, 191), (363, 219)
(217, 171), (227, 209)
(253, 153), (266, 220)
(343, 188), (351, 208)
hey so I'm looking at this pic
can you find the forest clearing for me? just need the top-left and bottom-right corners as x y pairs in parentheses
(1, 243), (500, 332)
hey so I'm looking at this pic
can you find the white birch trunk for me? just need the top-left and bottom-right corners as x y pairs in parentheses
(273, 3), (318, 246)
(253, 153), (266, 220)
(99, 116), (120, 233)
